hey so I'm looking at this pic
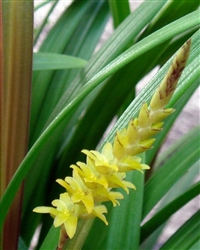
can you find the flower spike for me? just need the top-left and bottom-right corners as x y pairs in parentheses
(33, 40), (191, 248)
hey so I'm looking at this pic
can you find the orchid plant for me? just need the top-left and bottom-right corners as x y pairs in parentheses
(33, 40), (192, 249)
(1, 1), (200, 250)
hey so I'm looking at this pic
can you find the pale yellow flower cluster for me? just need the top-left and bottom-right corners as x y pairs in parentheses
(33, 142), (148, 239)
(33, 40), (191, 242)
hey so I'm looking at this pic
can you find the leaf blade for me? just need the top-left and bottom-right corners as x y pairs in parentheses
(143, 126), (200, 219)
(141, 181), (200, 243)
(33, 53), (87, 71)
(160, 210), (200, 250)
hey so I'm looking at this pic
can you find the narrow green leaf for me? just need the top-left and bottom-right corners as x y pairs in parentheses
(47, 0), (167, 123)
(33, 53), (87, 71)
(140, 160), (199, 249)
(34, 0), (53, 11)
(108, 0), (130, 28)
(31, 0), (92, 135)
(30, 0), (109, 144)
(18, 237), (28, 250)
(34, 0), (59, 45)
(143, 126), (200, 219)
(39, 225), (60, 250)
(138, 0), (200, 40)
(189, 238), (200, 250)
(160, 210), (200, 249)
(141, 181), (200, 243)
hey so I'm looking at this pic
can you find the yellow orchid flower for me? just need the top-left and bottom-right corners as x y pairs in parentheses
(80, 204), (108, 225)
(33, 193), (79, 239)
(71, 159), (108, 189)
(82, 143), (119, 175)
(91, 187), (124, 206)
(56, 170), (94, 214)
(117, 155), (150, 173)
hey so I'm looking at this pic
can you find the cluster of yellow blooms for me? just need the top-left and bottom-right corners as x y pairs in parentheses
(33, 40), (191, 243)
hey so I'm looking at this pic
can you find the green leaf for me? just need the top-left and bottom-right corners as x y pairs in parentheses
(160, 210), (200, 249)
(34, 0), (53, 11)
(39, 225), (60, 250)
(30, 0), (92, 138)
(143, 126), (200, 219)
(138, 0), (200, 40)
(30, 0), (109, 144)
(140, 160), (199, 249)
(47, 0), (167, 123)
(108, 0), (130, 28)
(189, 238), (200, 250)
(33, 53), (87, 71)
(18, 237), (28, 250)
(141, 181), (200, 243)
(34, 0), (59, 45)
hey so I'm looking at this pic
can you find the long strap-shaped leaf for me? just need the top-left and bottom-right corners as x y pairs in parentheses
(31, 0), (109, 145)
(160, 210), (200, 249)
(45, 0), (167, 125)
(31, 0), (93, 136)
(108, 0), (130, 28)
(141, 181), (200, 243)
(0, 10), (199, 229)
(142, 126), (200, 219)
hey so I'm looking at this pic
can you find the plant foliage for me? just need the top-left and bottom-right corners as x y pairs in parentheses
(1, 0), (199, 249)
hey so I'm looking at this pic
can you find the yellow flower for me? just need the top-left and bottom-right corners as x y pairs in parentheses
(117, 155), (150, 173)
(82, 144), (136, 193)
(82, 143), (118, 175)
(91, 186), (124, 206)
(113, 127), (155, 159)
(105, 172), (136, 193)
(33, 193), (78, 239)
(80, 204), (108, 225)
(71, 159), (108, 189)
(56, 170), (94, 214)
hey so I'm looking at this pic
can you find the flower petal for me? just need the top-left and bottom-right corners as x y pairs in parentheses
(64, 216), (78, 239)
(52, 199), (67, 211)
(93, 205), (108, 225)
(54, 213), (68, 227)
(82, 192), (94, 214)
(122, 180), (136, 190)
(60, 193), (74, 212)
(33, 206), (58, 216)
(56, 179), (73, 193)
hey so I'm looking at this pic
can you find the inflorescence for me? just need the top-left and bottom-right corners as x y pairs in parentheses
(33, 40), (191, 244)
